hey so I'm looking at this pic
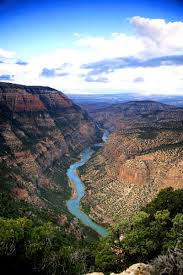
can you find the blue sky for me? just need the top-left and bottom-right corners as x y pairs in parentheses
(1, 0), (183, 57)
(0, 0), (183, 94)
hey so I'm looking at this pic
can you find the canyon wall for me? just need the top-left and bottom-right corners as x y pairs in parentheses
(88, 100), (183, 131)
(0, 82), (100, 213)
(81, 101), (183, 224)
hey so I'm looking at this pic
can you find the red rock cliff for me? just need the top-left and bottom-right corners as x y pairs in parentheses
(0, 82), (100, 209)
(81, 101), (183, 224)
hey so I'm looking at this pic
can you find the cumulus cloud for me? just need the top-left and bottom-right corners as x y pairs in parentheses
(77, 16), (183, 59)
(131, 16), (183, 56)
(1, 16), (183, 94)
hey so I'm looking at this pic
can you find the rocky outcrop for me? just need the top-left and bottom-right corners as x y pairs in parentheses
(86, 263), (154, 275)
(81, 101), (183, 224)
(0, 82), (100, 213)
(111, 263), (154, 275)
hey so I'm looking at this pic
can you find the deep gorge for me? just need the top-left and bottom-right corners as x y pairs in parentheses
(0, 82), (183, 275)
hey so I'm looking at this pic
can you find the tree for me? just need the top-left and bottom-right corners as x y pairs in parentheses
(143, 187), (183, 217)
(95, 237), (119, 272)
(165, 214), (183, 250)
(0, 217), (32, 256)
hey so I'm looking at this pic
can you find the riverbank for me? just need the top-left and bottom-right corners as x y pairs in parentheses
(68, 179), (77, 200)
(66, 146), (108, 237)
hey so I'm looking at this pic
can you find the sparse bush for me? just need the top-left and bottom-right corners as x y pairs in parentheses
(152, 247), (183, 275)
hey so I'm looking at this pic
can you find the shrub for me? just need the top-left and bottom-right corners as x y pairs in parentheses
(152, 247), (183, 275)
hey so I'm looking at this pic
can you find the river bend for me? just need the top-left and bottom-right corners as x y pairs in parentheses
(66, 132), (108, 237)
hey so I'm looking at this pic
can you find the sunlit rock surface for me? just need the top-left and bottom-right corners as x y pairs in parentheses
(0, 82), (100, 208)
(81, 101), (183, 224)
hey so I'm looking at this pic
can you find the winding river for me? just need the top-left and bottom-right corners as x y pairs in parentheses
(66, 131), (109, 237)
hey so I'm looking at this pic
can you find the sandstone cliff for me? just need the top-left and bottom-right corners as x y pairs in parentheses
(81, 101), (183, 224)
(0, 82), (100, 222)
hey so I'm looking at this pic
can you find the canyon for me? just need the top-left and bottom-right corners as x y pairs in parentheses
(0, 82), (100, 230)
(1, 84), (183, 274)
(1, 83), (183, 230)
(81, 101), (183, 224)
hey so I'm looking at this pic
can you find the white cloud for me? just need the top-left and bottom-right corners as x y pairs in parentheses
(76, 16), (183, 59)
(0, 48), (15, 60)
(105, 65), (183, 95)
(76, 33), (145, 59)
(0, 16), (183, 94)
(131, 16), (183, 57)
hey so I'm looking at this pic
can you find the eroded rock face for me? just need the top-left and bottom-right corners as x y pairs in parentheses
(85, 263), (154, 275)
(88, 100), (183, 132)
(81, 101), (183, 224)
(0, 82), (100, 208)
(110, 263), (154, 275)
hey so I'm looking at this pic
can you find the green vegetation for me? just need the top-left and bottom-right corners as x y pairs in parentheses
(0, 217), (97, 275)
(138, 130), (158, 140)
(0, 187), (183, 274)
(39, 159), (72, 219)
(0, 159), (71, 224)
(95, 187), (183, 273)
(141, 140), (183, 156)
(142, 187), (183, 218)
(0, 177), (60, 224)
(81, 203), (91, 216)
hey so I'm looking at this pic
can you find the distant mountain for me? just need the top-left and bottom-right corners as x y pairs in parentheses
(68, 93), (183, 112)
(87, 100), (183, 131)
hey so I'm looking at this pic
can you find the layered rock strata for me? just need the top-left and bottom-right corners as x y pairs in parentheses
(81, 101), (183, 224)
(88, 100), (183, 132)
(0, 82), (99, 211)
